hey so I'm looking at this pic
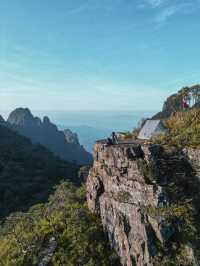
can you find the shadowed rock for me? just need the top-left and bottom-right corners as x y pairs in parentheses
(87, 142), (199, 266)
(7, 108), (92, 165)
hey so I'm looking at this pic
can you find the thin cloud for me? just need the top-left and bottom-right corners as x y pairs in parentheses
(136, 0), (200, 27)
(66, 0), (100, 15)
(156, 5), (178, 23)
(145, 0), (166, 8)
(137, 0), (167, 9)
(155, 1), (198, 24)
(67, 3), (90, 15)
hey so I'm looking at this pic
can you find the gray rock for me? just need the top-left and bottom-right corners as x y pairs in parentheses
(38, 237), (57, 266)
(87, 143), (164, 266)
(7, 108), (92, 165)
(87, 142), (198, 266)
(64, 129), (79, 145)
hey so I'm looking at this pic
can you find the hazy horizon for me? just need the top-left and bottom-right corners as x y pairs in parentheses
(0, 109), (156, 131)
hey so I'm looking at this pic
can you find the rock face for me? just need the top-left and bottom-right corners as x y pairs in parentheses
(87, 143), (164, 266)
(0, 115), (5, 124)
(7, 108), (92, 165)
(87, 142), (199, 266)
(38, 237), (57, 266)
(152, 92), (183, 119)
(183, 148), (200, 179)
(64, 129), (79, 145)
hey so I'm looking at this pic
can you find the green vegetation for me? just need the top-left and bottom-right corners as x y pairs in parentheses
(0, 125), (120, 265)
(145, 202), (196, 242)
(119, 132), (133, 140)
(143, 200), (198, 265)
(179, 85), (200, 107)
(143, 146), (200, 264)
(116, 191), (132, 203)
(136, 158), (156, 183)
(153, 85), (200, 119)
(0, 125), (80, 219)
(153, 247), (195, 266)
(0, 182), (120, 266)
(153, 108), (200, 148)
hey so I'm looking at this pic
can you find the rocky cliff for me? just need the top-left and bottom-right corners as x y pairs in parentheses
(64, 129), (80, 145)
(87, 141), (200, 266)
(7, 108), (92, 165)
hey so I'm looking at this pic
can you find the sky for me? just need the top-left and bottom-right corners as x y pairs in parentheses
(0, 0), (200, 112)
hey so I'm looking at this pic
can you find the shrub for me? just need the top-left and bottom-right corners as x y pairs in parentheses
(116, 191), (132, 203)
(153, 108), (200, 148)
(0, 182), (120, 266)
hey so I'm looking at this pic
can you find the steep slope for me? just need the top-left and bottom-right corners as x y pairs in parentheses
(0, 125), (120, 265)
(64, 129), (80, 145)
(0, 182), (120, 266)
(7, 108), (92, 165)
(0, 124), (80, 219)
(0, 115), (5, 124)
(87, 142), (200, 266)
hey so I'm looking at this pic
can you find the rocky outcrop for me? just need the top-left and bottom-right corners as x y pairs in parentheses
(78, 166), (91, 182)
(0, 115), (5, 124)
(87, 142), (199, 266)
(64, 129), (79, 145)
(153, 85), (200, 120)
(153, 92), (183, 119)
(183, 148), (200, 179)
(7, 108), (92, 165)
(38, 237), (57, 266)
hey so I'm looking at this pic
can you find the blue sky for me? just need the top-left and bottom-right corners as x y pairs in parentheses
(0, 0), (200, 111)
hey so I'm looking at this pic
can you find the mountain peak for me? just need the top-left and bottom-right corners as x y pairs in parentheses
(43, 116), (51, 124)
(7, 108), (34, 126)
(6, 108), (92, 165)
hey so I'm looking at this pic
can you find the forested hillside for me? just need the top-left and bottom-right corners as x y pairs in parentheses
(0, 124), (119, 265)
(0, 124), (79, 219)
(7, 108), (92, 165)
(0, 182), (120, 266)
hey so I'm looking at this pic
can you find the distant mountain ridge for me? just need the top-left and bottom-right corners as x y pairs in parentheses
(6, 108), (92, 165)
(0, 124), (80, 218)
(59, 125), (111, 152)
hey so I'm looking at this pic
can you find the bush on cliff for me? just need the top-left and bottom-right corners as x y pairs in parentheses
(0, 182), (120, 266)
(153, 108), (200, 148)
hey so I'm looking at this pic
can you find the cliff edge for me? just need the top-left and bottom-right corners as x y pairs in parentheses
(87, 141), (200, 266)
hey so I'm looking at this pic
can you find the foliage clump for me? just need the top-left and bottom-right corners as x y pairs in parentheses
(136, 158), (156, 183)
(116, 191), (132, 203)
(0, 182), (120, 266)
(153, 108), (200, 148)
(145, 201), (196, 241)
(153, 84), (200, 119)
